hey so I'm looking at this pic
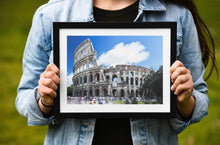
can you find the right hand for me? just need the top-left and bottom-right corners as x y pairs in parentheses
(38, 63), (60, 108)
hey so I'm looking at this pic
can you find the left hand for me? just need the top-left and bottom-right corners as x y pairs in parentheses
(170, 60), (195, 120)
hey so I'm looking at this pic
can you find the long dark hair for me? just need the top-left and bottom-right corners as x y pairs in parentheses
(163, 0), (217, 80)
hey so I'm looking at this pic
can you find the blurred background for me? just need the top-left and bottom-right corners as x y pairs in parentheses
(0, 0), (219, 144)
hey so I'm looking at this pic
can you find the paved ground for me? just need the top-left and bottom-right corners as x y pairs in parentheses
(67, 97), (115, 104)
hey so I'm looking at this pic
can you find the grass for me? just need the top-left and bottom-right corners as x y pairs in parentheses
(113, 100), (126, 104)
(0, 0), (48, 145)
(178, 49), (220, 145)
(178, 1), (220, 144)
(0, 0), (219, 145)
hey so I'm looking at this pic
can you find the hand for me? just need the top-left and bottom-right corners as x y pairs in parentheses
(38, 63), (60, 114)
(170, 60), (195, 120)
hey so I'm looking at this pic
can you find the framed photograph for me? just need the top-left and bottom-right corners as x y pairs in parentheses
(53, 22), (176, 118)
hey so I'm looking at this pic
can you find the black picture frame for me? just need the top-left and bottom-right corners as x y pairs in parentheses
(53, 22), (176, 118)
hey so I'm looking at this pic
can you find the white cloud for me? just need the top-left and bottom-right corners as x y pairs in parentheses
(98, 41), (149, 67)
(67, 73), (73, 87)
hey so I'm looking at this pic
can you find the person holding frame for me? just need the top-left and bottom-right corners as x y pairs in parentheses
(16, 0), (217, 145)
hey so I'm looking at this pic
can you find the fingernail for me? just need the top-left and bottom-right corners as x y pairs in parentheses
(171, 85), (174, 90)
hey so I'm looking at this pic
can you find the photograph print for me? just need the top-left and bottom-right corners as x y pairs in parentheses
(67, 36), (163, 105)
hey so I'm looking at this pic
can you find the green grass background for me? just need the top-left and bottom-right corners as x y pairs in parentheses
(0, 0), (219, 144)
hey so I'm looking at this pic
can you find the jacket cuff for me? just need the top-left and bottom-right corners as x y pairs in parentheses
(169, 89), (208, 134)
(190, 89), (209, 123)
(27, 87), (55, 126)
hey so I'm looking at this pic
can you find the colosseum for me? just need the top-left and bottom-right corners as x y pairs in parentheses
(72, 39), (150, 99)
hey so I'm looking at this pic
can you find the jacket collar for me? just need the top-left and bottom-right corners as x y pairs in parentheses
(69, 0), (166, 22)
(139, 0), (166, 11)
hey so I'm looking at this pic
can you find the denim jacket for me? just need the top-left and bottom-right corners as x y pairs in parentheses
(16, 0), (209, 145)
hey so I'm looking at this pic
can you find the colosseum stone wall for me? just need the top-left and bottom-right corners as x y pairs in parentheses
(72, 39), (150, 98)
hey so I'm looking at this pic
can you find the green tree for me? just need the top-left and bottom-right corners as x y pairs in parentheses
(140, 66), (163, 103)
(67, 85), (73, 96)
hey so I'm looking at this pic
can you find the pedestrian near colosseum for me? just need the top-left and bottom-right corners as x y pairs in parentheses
(16, 0), (217, 145)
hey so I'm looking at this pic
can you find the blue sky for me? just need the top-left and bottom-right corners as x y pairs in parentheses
(67, 36), (163, 86)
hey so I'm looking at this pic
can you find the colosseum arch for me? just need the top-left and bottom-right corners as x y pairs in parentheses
(121, 77), (124, 82)
(89, 73), (93, 82)
(80, 77), (82, 84)
(95, 89), (100, 97)
(89, 89), (93, 96)
(136, 90), (139, 97)
(112, 89), (117, 97)
(126, 77), (129, 84)
(95, 73), (100, 82)
(78, 90), (82, 97)
(112, 74), (118, 82)
(135, 77), (138, 85)
(84, 90), (87, 96)
(131, 90), (135, 97)
(84, 76), (87, 84)
(131, 78), (134, 85)
(103, 89), (108, 97)
(106, 75), (110, 81)
(120, 89), (125, 97)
